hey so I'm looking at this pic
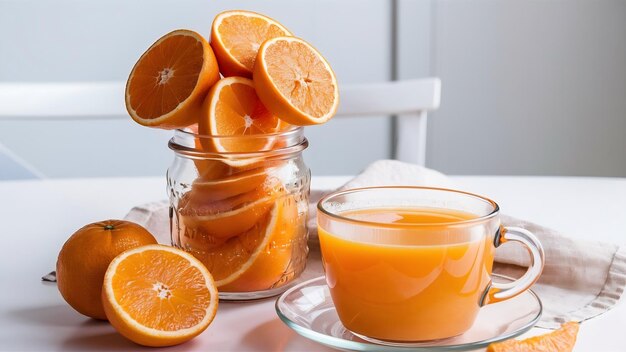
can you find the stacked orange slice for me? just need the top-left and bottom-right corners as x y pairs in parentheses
(211, 10), (292, 78)
(125, 30), (220, 129)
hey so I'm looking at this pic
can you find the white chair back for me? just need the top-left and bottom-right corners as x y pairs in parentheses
(0, 78), (440, 178)
(337, 78), (441, 166)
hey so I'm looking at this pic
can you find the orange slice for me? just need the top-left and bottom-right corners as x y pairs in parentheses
(184, 124), (232, 180)
(102, 245), (218, 347)
(126, 30), (220, 129)
(193, 194), (299, 290)
(179, 177), (282, 241)
(219, 194), (301, 292)
(487, 321), (579, 352)
(199, 76), (289, 153)
(192, 167), (270, 201)
(211, 10), (292, 78)
(253, 36), (339, 126)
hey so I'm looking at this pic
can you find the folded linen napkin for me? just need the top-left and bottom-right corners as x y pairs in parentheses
(124, 160), (626, 329)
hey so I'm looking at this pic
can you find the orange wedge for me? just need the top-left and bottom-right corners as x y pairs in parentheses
(487, 321), (579, 352)
(211, 10), (292, 78)
(102, 245), (218, 347)
(199, 76), (289, 153)
(126, 30), (220, 129)
(193, 194), (299, 290)
(253, 36), (339, 126)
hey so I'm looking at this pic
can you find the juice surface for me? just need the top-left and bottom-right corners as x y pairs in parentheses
(319, 207), (495, 341)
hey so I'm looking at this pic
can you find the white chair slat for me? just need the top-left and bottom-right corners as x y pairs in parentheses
(0, 78), (441, 178)
(0, 82), (126, 119)
(337, 78), (441, 116)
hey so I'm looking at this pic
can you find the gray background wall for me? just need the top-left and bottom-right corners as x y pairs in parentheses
(1, 0), (624, 178)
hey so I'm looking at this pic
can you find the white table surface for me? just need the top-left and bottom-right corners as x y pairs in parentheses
(1, 175), (625, 351)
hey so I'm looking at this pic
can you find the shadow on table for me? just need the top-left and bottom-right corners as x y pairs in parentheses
(239, 318), (334, 351)
(6, 304), (93, 327)
(7, 304), (201, 351)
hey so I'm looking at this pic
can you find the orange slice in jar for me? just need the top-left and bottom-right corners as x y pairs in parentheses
(211, 10), (292, 78)
(218, 193), (301, 292)
(101, 245), (218, 347)
(126, 30), (220, 129)
(253, 36), (339, 126)
(178, 176), (283, 241)
(191, 166), (271, 201)
(199, 76), (290, 155)
(194, 193), (300, 290)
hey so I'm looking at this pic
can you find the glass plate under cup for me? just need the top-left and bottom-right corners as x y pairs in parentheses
(275, 275), (542, 351)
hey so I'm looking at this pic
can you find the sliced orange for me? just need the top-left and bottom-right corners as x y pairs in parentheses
(199, 76), (289, 153)
(219, 194), (301, 292)
(178, 176), (282, 241)
(126, 30), (220, 129)
(184, 124), (232, 180)
(102, 245), (218, 347)
(487, 321), (579, 352)
(193, 194), (299, 290)
(253, 36), (339, 126)
(211, 10), (292, 78)
(191, 166), (270, 201)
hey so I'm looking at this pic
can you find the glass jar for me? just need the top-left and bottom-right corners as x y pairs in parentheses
(167, 127), (310, 300)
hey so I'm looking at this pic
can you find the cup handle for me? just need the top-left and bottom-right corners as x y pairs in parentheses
(480, 226), (545, 306)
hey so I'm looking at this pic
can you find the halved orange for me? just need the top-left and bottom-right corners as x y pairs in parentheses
(102, 245), (218, 347)
(193, 194), (299, 290)
(178, 176), (282, 241)
(199, 76), (289, 153)
(487, 321), (579, 352)
(253, 36), (339, 126)
(211, 10), (292, 78)
(126, 30), (220, 129)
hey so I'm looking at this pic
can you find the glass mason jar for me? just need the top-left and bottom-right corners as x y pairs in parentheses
(167, 127), (310, 300)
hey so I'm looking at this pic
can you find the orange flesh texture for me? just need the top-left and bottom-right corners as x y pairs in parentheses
(178, 177), (280, 241)
(487, 321), (579, 352)
(191, 167), (269, 201)
(109, 249), (212, 331)
(262, 40), (335, 119)
(253, 37), (338, 126)
(212, 12), (291, 77)
(218, 193), (299, 291)
(199, 78), (283, 152)
(128, 35), (204, 120)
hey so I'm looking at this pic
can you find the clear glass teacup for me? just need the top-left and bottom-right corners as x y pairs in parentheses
(167, 127), (310, 299)
(317, 186), (544, 342)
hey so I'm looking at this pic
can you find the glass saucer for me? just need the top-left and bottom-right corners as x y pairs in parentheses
(275, 275), (542, 351)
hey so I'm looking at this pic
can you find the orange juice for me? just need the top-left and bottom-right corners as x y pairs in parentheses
(318, 207), (495, 341)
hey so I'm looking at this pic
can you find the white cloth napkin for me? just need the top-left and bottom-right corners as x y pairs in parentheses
(125, 160), (626, 329)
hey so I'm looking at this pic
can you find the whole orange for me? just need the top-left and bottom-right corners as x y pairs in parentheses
(56, 220), (157, 320)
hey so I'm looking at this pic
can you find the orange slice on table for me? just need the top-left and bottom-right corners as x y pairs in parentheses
(253, 36), (339, 126)
(487, 321), (579, 352)
(193, 194), (300, 291)
(102, 245), (218, 347)
(211, 10), (292, 78)
(126, 30), (220, 129)
(199, 76), (290, 154)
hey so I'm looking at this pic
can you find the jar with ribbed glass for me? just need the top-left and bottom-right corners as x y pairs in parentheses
(167, 127), (310, 299)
